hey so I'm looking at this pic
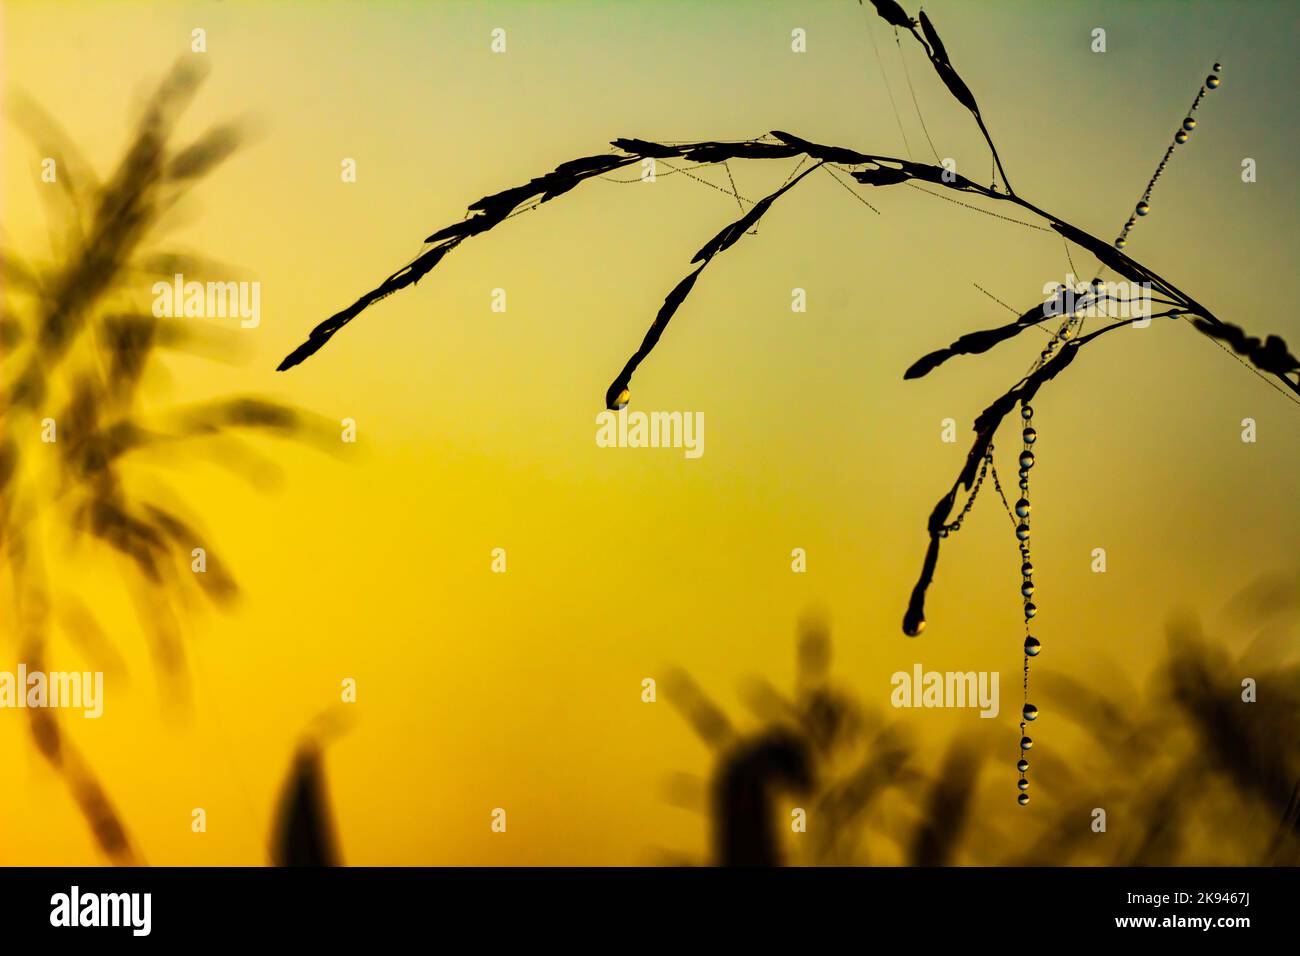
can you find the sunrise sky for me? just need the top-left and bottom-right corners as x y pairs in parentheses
(2, 0), (1297, 865)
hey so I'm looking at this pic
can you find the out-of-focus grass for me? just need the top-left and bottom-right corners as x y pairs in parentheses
(662, 612), (993, 866)
(1018, 572), (1300, 866)
(1, 59), (334, 863)
(664, 578), (1297, 867)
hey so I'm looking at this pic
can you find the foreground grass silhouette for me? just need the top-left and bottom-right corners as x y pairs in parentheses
(276, 3), (1298, 646)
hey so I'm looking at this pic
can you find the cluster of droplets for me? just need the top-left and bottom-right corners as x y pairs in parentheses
(902, 444), (1004, 638)
(938, 448), (996, 539)
(1016, 400), (1039, 805)
(1114, 63), (1222, 251)
(1036, 284), (1092, 364)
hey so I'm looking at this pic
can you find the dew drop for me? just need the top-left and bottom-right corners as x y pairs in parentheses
(1024, 635), (1041, 657)
(1016, 522), (1031, 541)
(1021, 580), (1035, 599)
(1017, 777), (1029, 791)
(1015, 498), (1031, 518)
(1018, 478), (1029, 492)
(1114, 236), (1127, 249)
(1020, 735), (1033, 751)
(1021, 561), (1033, 576)
(1023, 703), (1039, 721)
(903, 616), (926, 637)
(1175, 130), (1189, 144)
(1136, 201), (1150, 217)
(1024, 601), (1037, 619)
(1206, 74), (1220, 89)
(1182, 117), (1197, 132)
(1019, 451), (1035, 469)
(1017, 759), (1029, 773)
(1020, 404), (1034, 420)
(1213, 61), (1223, 72)
(1018, 793), (1030, 806)
(1022, 426), (1037, 445)
(613, 387), (631, 410)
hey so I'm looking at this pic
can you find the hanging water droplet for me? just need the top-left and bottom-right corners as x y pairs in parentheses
(1017, 777), (1029, 791)
(1182, 117), (1197, 132)
(1136, 201), (1150, 216)
(1020, 404), (1034, 420)
(1020, 735), (1033, 750)
(1213, 61), (1223, 72)
(1024, 601), (1037, 619)
(1017, 759), (1029, 773)
(1022, 427), (1037, 445)
(1018, 792), (1030, 806)
(1023, 703), (1039, 721)
(1018, 478), (1029, 492)
(1175, 130), (1189, 144)
(1206, 74), (1220, 89)
(1016, 522), (1031, 541)
(1021, 560), (1033, 576)
(1015, 498), (1031, 518)
(1114, 236), (1127, 249)
(1019, 451), (1035, 469)
(1024, 635), (1041, 656)
(904, 616), (926, 637)
(613, 387), (631, 410)
(1021, 580), (1035, 598)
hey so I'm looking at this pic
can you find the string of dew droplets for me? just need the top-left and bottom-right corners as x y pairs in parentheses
(1012, 298), (1087, 808)
(1015, 399), (1038, 805)
(1014, 62), (1224, 806)
(1114, 63), (1223, 251)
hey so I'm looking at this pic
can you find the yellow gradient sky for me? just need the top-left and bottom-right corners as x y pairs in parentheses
(2, 1), (1297, 864)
